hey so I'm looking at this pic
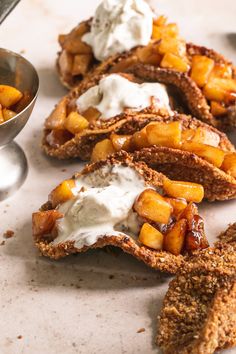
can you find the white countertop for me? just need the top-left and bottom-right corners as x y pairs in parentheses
(0, 0), (236, 353)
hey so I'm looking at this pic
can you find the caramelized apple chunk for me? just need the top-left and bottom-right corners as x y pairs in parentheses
(221, 152), (236, 178)
(2, 108), (16, 121)
(131, 128), (150, 149)
(110, 133), (132, 152)
(165, 198), (187, 218)
(0, 85), (23, 108)
(64, 111), (89, 134)
(160, 53), (189, 72)
(146, 121), (182, 148)
(152, 23), (179, 40)
(181, 141), (225, 168)
(211, 63), (233, 79)
(138, 223), (164, 250)
(137, 44), (161, 66)
(190, 127), (220, 147)
(134, 189), (172, 224)
(163, 219), (187, 255)
(203, 77), (236, 102)
(49, 179), (76, 208)
(32, 210), (63, 237)
(158, 37), (186, 57)
(91, 139), (116, 162)
(82, 107), (101, 122)
(45, 97), (68, 130)
(62, 23), (92, 54)
(153, 15), (167, 27)
(190, 55), (214, 87)
(181, 128), (195, 141)
(210, 101), (227, 116)
(163, 178), (204, 203)
(71, 54), (93, 76)
(185, 214), (208, 251)
(0, 105), (4, 123)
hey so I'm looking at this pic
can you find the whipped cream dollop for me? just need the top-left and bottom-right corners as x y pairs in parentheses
(82, 0), (153, 61)
(77, 74), (171, 120)
(53, 165), (146, 248)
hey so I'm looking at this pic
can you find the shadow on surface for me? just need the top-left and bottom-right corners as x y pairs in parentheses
(226, 33), (236, 50)
(37, 67), (68, 99)
(3, 218), (170, 291)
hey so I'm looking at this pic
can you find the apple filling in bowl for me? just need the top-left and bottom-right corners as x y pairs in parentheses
(91, 121), (236, 178)
(32, 164), (207, 256)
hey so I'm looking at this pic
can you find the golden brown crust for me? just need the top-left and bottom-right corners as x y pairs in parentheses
(157, 223), (236, 354)
(33, 152), (208, 274)
(132, 146), (236, 201)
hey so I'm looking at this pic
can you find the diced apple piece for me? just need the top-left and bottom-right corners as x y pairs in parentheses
(134, 189), (172, 224)
(203, 81), (226, 102)
(131, 128), (150, 149)
(45, 97), (67, 130)
(191, 127), (220, 147)
(181, 141), (225, 168)
(14, 91), (32, 113)
(58, 34), (66, 46)
(211, 63), (232, 79)
(71, 54), (93, 76)
(62, 23), (92, 54)
(221, 152), (236, 178)
(137, 44), (162, 66)
(210, 101), (227, 116)
(146, 121), (182, 148)
(165, 198), (187, 218)
(152, 23), (179, 40)
(49, 179), (76, 208)
(64, 111), (88, 134)
(179, 202), (198, 224)
(160, 53), (189, 72)
(32, 210), (63, 237)
(152, 25), (163, 40)
(190, 55), (214, 87)
(185, 214), (208, 251)
(110, 133), (132, 152)
(163, 178), (204, 203)
(58, 50), (73, 75)
(181, 128), (195, 141)
(153, 15), (167, 27)
(0, 85), (23, 108)
(163, 219), (187, 255)
(158, 37), (186, 57)
(138, 223), (164, 250)
(2, 108), (16, 121)
(82, 106), (101, 122)
(0, 105), (4, 123)
(45, 129), (73, 148)
(91, 139), (116, 162)
(203, 77), (236, 102)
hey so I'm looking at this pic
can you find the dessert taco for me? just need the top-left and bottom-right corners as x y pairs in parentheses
(57, 0), (236, 129)
(32, 153), (208, 274)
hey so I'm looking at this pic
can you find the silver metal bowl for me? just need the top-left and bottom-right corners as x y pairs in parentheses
(0, 48), (39, 200)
